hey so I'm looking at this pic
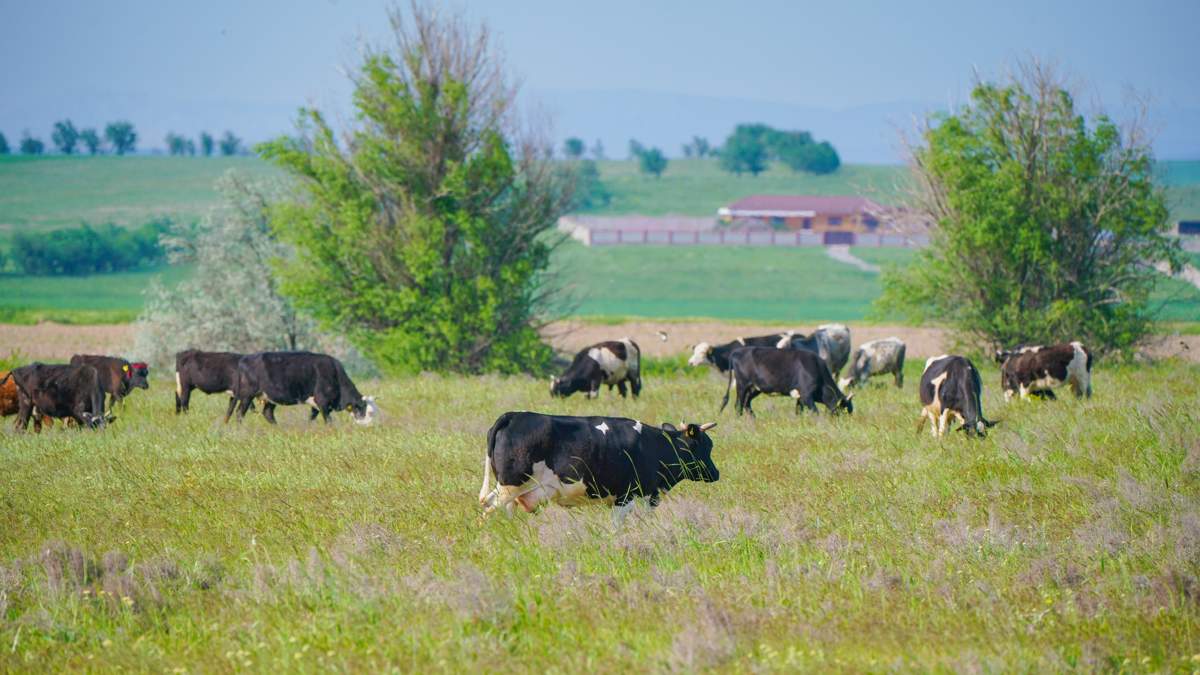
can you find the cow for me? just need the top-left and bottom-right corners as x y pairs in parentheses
(550, 338), (641, 399)
(995, 341), (1093, 401)
(478, 411), (719, 523)
(688, 333), (797, 372)
(839, 337), (907, 389)
(1, 370), (54, 431)
(0, 363), (110, 431)
(916, 355), (995, 438)
(230, 351), (378, 425)
(174, 350), (246, 417)
(719, 347), (854, 417)
(779, 324), (852, 378)
(69, 354), (149, 408)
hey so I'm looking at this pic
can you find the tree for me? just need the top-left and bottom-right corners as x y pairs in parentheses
(185, 138), (196, 156)
(0, 132), (9, 155)
(718, 125), (767, 175)
(638, 147), (667, 178)
(590, 138), (605, 160)
(877, 62), (1182, 356)
(133, 172), (365, 371)
(52, 120), (80, 154)
(218, 131), (241, 156)
(570, 159), (612, 210)
(105, 121), (137, 155)
(562, 137), (585, 159)
(19, 132), (44, 155)
(79, 128), (102, 154)
(258, 4), (572, 375)
(628, 139), (645, 159)
(165, 132), (188, 155)
(200, 132), (214, 156)
(692, 136), (710, 158)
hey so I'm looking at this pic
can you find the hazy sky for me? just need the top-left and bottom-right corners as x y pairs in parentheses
(2, 0), (1198, 160)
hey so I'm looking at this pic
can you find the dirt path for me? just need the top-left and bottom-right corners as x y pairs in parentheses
(3, 320), (1197, 365)
(825, 244), (881, 273)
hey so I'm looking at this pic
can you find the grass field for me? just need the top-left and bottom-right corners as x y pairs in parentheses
(3, 157), (1199, 233)
(1, 360), (1197, 671)
(0, 265), (191, 324)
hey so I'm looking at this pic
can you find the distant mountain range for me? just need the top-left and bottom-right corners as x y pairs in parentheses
(533, 89), (1200, 164)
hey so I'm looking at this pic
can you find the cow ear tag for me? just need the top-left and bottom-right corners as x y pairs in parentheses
(122, 365), (129, 372)
(346, 405), (352, 411)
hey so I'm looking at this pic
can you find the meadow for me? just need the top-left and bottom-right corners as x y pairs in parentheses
(3, 157), (1199, 234)
(1, 358), (1198, 671)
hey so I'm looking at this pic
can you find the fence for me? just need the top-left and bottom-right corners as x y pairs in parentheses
(577, 228), (929, 248)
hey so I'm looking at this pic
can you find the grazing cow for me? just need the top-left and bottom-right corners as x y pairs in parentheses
(478, 411), (718, 522)
(720, 347), (854, 417)
(0, 364), (110, 430)
(231, 351), (378, 425)
(174, 350), (245, 416)
(69, 354), (149, 408)
(995, 341), (1093, 401)
(551, 338), (642, 399)
(917, 355), (995, 438)
(1, 370), (54, 431)
(839, 337), (907, 389)
(688, 333), (796, 372)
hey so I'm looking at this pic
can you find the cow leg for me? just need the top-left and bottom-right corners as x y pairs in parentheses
(262, 402), (278, 425)
(320, 407), (332, 424)
(895, 369), (903, 388)
(937, 409), (952, 437)
(617, 381), (628, 398)
(234, 397), (254, 423)
(15, 400), (32, 432)
(178, 385), (194, 414)
(631, 375), (641, 399)
(743, 390), (759, 417)
(224, 397), (239, 424)
(308, 407), (320, 422)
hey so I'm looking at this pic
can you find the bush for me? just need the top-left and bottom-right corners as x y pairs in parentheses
(8, 219), (169, 275)
(571, 160), (612, 211)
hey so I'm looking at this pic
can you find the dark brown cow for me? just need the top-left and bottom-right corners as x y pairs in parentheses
(995, 341), (1093, 401)
(1, 364), (110, 430)
(1, 370), (54, 431)
(70, 355), (149, 408)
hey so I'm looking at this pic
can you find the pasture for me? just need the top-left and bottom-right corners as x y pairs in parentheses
(1, 359), (1198, 671)
(3, 157), (1199, 234)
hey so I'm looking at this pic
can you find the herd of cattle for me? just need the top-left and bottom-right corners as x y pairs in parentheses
(2, 326), (1094, 522)
(480, 325), (1095, 518)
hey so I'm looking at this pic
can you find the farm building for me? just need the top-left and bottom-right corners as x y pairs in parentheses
(718, 195), (887, 240)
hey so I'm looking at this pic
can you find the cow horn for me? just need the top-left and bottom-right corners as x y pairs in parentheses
(699, 422), (717, 432)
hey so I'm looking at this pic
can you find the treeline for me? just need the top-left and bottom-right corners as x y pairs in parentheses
(0, 120), (246, 156)
(3, 219), (170, 275)
(561, 122), (840, 182)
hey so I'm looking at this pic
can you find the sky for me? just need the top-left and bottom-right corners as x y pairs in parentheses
(2, 0), (1198, 161)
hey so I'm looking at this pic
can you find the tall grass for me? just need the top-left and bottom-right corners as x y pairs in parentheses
(1, 359), (1197, 670)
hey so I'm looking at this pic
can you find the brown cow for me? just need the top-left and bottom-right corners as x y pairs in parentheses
(1, 369), (53, 432)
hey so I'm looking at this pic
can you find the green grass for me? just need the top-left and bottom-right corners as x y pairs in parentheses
(0, 156), (279, 234)
(552, 242), (893, 321)
(3, 158), (1198, 233)
(1, 362), (1197, 671)
(0, 265), (191, 322)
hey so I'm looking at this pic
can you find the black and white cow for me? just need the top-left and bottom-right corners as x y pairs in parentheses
(995, 341), (1093, 401)
(687, 333), (795, 372)
(551, 338), (641, 399)
(479, 411), (718, 522)
(1, 363), (111, 430)
(719, 347), (854, 417)
(175, 350), (246, 416)
(231, 351), (378, 425)
(839, 337), (906, 389)
(917, 355), (995, 438)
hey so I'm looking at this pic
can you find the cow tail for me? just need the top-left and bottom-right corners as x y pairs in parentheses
(628, 338), (642, 395)
(719, 365), (735, 413)
(481, 412), (515, 504)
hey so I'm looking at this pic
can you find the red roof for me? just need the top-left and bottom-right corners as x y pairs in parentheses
(721, 195), (883, 217)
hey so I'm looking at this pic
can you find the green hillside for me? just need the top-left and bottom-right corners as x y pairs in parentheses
(3, 157), (1198, 235)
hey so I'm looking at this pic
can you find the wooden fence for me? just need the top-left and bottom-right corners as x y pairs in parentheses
(578, 229), (929, 248)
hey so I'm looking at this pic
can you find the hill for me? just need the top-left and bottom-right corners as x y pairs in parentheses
(3, 157), (1198, 235)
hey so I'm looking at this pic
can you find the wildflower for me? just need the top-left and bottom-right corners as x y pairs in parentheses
(102, 639), (113, 648)
(121, 596), (134, 607)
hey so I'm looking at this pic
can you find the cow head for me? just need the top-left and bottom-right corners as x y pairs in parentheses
(348, 396), (380, 426)
(838, 392), (854, 414)
(124, 362), (150, 390)
(80, 411), (116, 429)
(550, 375), (587, 398)
(661, 421), (719, 482)
(687, 343), (713, 367)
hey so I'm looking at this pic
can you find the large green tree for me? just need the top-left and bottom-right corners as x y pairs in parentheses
(104, 121), (137, 155)
(52, 120), (79, 154)
(259, 5), (571, 375)
(877, 63), (1182, 355)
